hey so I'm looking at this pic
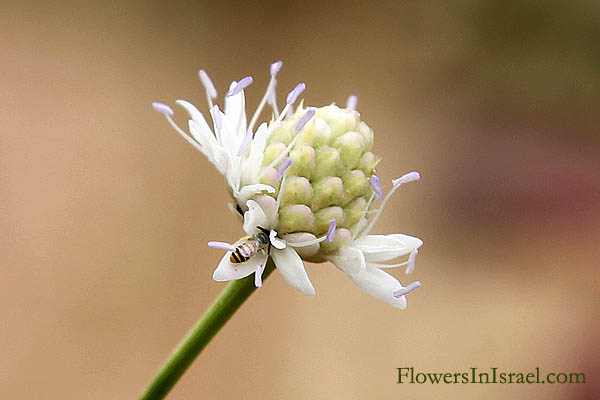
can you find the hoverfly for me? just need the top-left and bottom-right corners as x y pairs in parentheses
(230, 227), (271, 263)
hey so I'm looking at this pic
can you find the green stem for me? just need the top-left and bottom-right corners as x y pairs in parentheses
(139, 259), (276, 400)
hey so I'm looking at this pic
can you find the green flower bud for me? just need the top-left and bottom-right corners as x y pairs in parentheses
(262, 142), (287, 167)
(280, 176), (312, 207)
(267, 121), (294, 146)
(287, 145), (315, 179)
(256, 104), (381, 256)
(356, 151), (380, 176)
(358, 121), (374, 152)
(341, 196), (367, 229)
(296, 117), (331, 148)
(341, 170), (369, 204)
(311, 176), (344, 210)
(316, 105), (358, 141)
(332, 131), (366, 169)
(314, 206), (345, 236)
(314, 146), (343, 180)
(278, 204), (315, 233)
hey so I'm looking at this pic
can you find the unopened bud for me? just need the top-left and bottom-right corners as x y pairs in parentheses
(311, 176), (344, 209)
(280, 176), (313, 207)
(278, 204), (315, 233)
(342, 197), (368, 229)
(313, 146), (343, 180)
(287, 145), (315, 179)
(262, 143), (287, 167)
(356, 152), (380, 176)
(332, 131), (366, 169)
(314, 206), (345, 236)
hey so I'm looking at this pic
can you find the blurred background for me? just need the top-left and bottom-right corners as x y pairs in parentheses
(2, 0), (599, 398)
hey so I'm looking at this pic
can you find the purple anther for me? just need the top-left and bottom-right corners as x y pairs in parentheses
(346, 94), (358, 111)
(237, 129), (253, 156)
(152, 102), (174, 116)
(198, 70), (217, 99)
(286, 83), (306, 104)
(406, 249), (418, 274)
(227, 76), (253, 97)
(325, 219), (337, 242)
(255, 264), (265, 288)
(370, 175), (384, 200)
(208, 241), (236, 252)
(270, 60), (283, 76)
(392, 171), (421, 186)
(393, 281), (422, 298)
(276, 157), (294, 180)
(295, 107), (316, 132)
(210, 104), (222, 130)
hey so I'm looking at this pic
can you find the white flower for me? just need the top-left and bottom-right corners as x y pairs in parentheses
(210, 194), (335, 296)
(324, 171), (424, 309)
(152, 61), (306, 208)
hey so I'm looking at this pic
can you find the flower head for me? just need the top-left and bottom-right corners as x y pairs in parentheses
(154, 61), (424, 309)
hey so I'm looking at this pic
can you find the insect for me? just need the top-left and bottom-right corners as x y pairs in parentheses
(230, 227), (271, 263)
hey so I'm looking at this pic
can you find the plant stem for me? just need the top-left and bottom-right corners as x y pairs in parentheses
(138, 259), (276, 400)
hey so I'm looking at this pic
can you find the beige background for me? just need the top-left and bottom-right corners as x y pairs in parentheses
(2, 0), (599, 398)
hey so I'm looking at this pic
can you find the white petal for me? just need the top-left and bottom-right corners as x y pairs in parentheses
(271, 247), (315, 296)
(243, 199), (268, 234)
(224, 81), (247, 139)
(348, 265), (407, 309)
(252, 195), (278, 227)
(241, 122), (268, 185)
(270, 230), (286, 249)
(235, 184), (276, 208)
(176, 100), (205, 126)
(325, 245), (366, 275)
(213, 252), (267, 282)
(354, 234), (423, 262)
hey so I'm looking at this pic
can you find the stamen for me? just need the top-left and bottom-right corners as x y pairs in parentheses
(162, 112), (206, 154)
(406, 249), (418, 274)
(393, 281), (422, 298)
(346, 95), (358, 111)
(268, 84), (279, 117)
(286, 83), (306, 104)
(363, 171), (421, 236)
(295, 108), (316, 132)
(392, 171), (420, 186)
(270, 60), (283, 76)
(276, 173), (287, 209)
(208, 241), (236, 252)
(210, 104), (222, 130)
(287, 233), (330, 247)
(370, 175), (384, 200)
(255, 263), (266, 288)
(237, 129), (253, 156)
(227, 76), (253, 97)
(326, 219), (337, 242)
(152, 102), (174, 116)
(198, 70), (218, 99)
(276, 157), (294, 180)
(248, 63), (281, 132)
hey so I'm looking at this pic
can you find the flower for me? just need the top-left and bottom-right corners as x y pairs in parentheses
(210, 192), (337, 296)
(152, 61), (306, 208)
(324, 172), (423, 309)
(153, 61), (425, 309)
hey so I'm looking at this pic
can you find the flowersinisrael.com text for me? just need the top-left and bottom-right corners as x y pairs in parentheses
(397, 367), (586, 385)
